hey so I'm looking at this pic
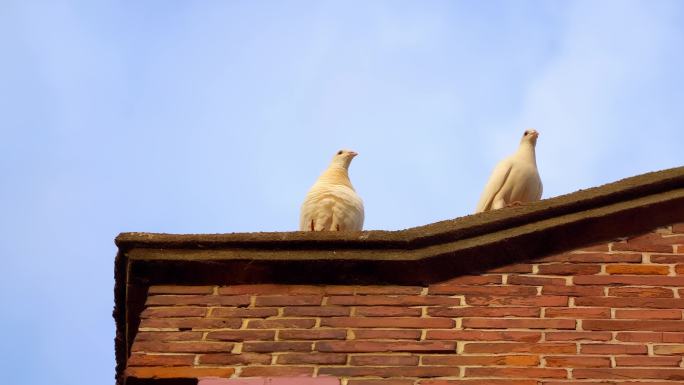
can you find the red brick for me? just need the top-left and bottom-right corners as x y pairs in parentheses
(463, 343), (576, 354)
(537, 264), (601, 275)
(466, 295), (568, 307)
(349, 355), (419, 366)
(198, 352), (271, 365)
(316, 341), (455, 353)
(584, 320), (684, 332)
(279, 329), (347, 340)
(580, 344), (647, 354)
(608, 287), (674, 298)
(319, 366), (461, 377)
(283, 306), (350, 317)
(465, 367), (567, 379)
(545, 332), (612, 341)
(616, 332), (665, 343)
(575, 297), (684, 309)
(573, 368), (684, 380)
(615, 309), (681, 320)
(205, 330), (275, 341)
(219, 284), (421, 295)
(508, 275), (566, 286)
(335, 286), (404, 295)
(246, 319), (315, 329)
(277, 353), (347, 364)
(242, 341), (312, 352)
(135, 331), (203, 341)
(615, 356), (682, 366)
(574, 276), (684, 286)
(218, 284), (326, 295)
(426, 330), (540, 342)
(131, 341), (234, 353)
(541, 382), (617, 385)
(462, 318), (575, 329)
(125, 366), (235, 378)
(677, 264), (684, 274)
(435, 275), (503, 285)
(428, 285), (537, 296)
(612, 233), (683, 253)
(254, 295), (322, 306)
(139, 318), (241, 329)
(664, 333), (684, 342)
(420, 381), (538, 385)
(422, 355), (539, 366)
(540, 252), (640, 263)
(240, 366), (315, 377)
(350, 286), (424, 294)
(428, 306), (539, 318)
(674, 223), (684, 233)
(349, 380), (415, 385)
(210, 307), (278, 318)
(651, 254), (684, 263)
(545, 356), (610, 367)
(127, 353), (195, 366)
(148, 285), (215, 294)
(320, 317), (454, 328)
(606, 264), (670, 275)
(486, 264), (534, 273)
(545, 307), (610, 319)
(141, 307), (207, 318)
(146, 294), (250, 306)
(653, 345), (684, 355)
(328, 295), (461, 306)
(542, 285), (604, 296)
(355, 306), (422, 317)
(353, 329), (422, 340)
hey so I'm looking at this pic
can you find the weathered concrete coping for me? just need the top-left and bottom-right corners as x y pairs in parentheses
(117, 166), (684, 260)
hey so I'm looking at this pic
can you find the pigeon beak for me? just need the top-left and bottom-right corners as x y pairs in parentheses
(350, 151), (358, 157)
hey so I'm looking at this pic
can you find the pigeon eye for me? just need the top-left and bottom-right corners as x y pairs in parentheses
(337, 150), (343, 155)
(524, 131), (529, 136)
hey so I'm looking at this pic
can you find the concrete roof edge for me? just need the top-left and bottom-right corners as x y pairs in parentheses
(115, 166), (684, 252)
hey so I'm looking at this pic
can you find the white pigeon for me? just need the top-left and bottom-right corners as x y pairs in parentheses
(300, 149), (365, 231)
(475, 129), (543, 213)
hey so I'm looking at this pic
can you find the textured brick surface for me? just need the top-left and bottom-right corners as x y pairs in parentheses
(544, 331), (612, 341)
(127, 223), (684, 384)
(607, 287), (674, 298)
(544, 355), (611, 367)
(198, 379), (340, 385)
(605, 264), (670, 275)
(199, 353), (272, 365)
(425, 330), (541, 342)
(353, 329), (422, 340)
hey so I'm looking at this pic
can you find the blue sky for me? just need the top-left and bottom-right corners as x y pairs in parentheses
(1, 1), (683, 384)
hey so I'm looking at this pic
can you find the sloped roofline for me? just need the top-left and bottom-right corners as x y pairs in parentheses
(114, 166), (684, 383)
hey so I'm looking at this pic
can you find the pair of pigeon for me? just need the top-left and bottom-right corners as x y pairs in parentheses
(300, 129), (542, 231)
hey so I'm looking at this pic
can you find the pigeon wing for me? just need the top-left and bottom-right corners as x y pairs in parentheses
(475, 158), (513, 213)
(330, 186), (364, 231)
(536, 177), (543, 200)
(300, 189), (334, 231)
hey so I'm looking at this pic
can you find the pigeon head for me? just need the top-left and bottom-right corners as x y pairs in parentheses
(521, 129), (539, 145)
(331, 149), (358, 169)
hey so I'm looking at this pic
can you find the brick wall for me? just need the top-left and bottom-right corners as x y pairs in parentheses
(126, 223), (684, 384)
